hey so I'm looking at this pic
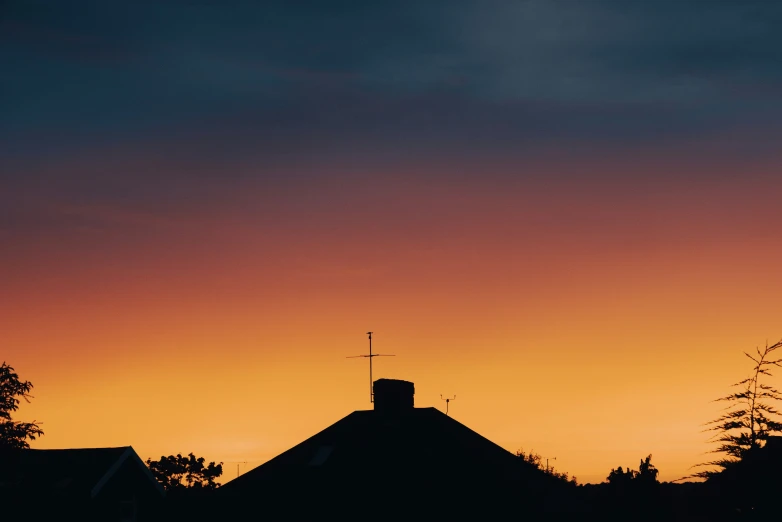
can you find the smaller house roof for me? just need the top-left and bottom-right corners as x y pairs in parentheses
(703, 435), (782, 516)
(0, 446), (165, 499)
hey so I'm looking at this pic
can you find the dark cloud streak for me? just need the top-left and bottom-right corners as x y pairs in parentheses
(2, 0), (781, 214)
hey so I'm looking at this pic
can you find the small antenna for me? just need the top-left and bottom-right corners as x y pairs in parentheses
(225, 461), (248, 479)
(346, 331), (395, 403)
(440, 394), (456, 416)
(545, 456), (556, 474)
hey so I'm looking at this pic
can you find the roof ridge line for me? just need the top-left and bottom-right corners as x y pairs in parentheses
(90, 447), (134, 498)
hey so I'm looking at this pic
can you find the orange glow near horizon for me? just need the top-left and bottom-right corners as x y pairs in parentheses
(4, 148), (782, 485)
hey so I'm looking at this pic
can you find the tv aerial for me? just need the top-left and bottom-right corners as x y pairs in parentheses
(225, 460), (248, 479)
(346, 332), (395, 403)
(440, 394), (456, 416)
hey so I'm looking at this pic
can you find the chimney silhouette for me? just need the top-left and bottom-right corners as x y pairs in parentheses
(373, 379), (414, 415)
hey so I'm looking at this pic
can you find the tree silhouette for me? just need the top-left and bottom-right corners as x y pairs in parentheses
(691, 339), (782, 479)
(516, 448), (578, 485)
(0, 362), (44, 449)
(607, 454), (659, 485)
(606, 465), (636, 485)
(516, 448), (542, 469)
(636, 454), (659, 484)
(146, 453), (223, 492)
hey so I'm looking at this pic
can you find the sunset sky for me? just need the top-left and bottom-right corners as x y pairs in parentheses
(2, 0), (782, 484)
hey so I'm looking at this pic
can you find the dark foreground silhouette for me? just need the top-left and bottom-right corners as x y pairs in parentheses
(4, 378), (782, 521)
(161, 380), (782, 522)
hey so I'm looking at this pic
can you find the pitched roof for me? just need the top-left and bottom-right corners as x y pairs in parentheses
(225, 407), (528, 485)
(219, 407), (560, 518)
(702, 436), (782, 515)
(763, 435), (782, 455)
(0, 446), (165, 499)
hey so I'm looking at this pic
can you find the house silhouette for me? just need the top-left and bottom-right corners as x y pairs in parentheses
(704, 435), (782, 516)
(0, 446), (165, 522)
(214, 379), (567, 521)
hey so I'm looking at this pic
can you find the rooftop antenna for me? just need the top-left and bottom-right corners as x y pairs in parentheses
(545, 456), (556, 474)
(440, 394), (456, 416)
(225, 461), (248, 479)
(346, 331), (395, 403)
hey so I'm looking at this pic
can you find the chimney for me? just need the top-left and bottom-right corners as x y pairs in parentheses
(373, 379), (414, 415)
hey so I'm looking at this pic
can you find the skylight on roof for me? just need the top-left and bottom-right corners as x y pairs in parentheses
(308, 446), (334, 467)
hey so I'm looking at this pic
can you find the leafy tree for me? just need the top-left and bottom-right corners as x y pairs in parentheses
(607, 454), (659, 485)
(636, 454), (659, 484)
(516, 448), (578, 485)
(146, 453), (223, 492)
(0, 362), (44, 449)
(604, 455), (662, 521)
(607, 465), (636, 485)
(691, 339), (782, 479)
(516, 448), (542, 469)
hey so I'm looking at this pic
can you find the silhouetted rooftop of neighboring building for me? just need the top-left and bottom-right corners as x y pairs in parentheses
(763, 435), (782, 454)
(710, 435), (782, 480)
(0, 446), (165, 499)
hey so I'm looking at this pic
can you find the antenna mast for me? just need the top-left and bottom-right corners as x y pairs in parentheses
(369, 331), (373, 400)
(440, 394), (456, 415)
(347, 332), (395, 402)
(225, 461), (248, 479)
